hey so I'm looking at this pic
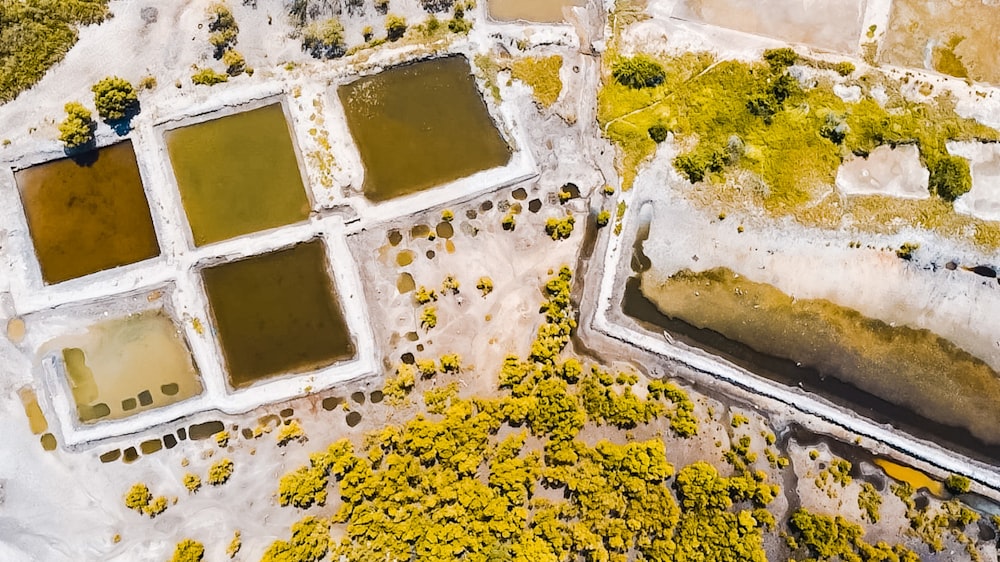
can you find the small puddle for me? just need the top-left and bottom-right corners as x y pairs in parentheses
(436, 221), (454, 239)
(410, 225), (431, 239)
(189, 421), (225, 440)
(874, 458), (944, 496)
(387, 230), (403, 246)
(397, 273), (416, 294)
(18, 388), (48, 435)
(99, 449), (121, 463)
(6, 318), (25, 344)
(396, 250), (415, 267)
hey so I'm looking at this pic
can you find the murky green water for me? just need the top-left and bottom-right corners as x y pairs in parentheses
(15, 141), (160, 284)
(165, 103), (310, 246)
(201, 240), (355, 388)
(488, 0), (586, 22)
(338, 56), (511, 202)
(58, 310), (203, 423)
(639, 267), (1000, 447)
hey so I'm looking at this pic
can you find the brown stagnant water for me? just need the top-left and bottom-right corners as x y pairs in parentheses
(338, 56), (511, 202)
(165, 103), (311, 246)
(623, 222), (1000, 463)
(487, 0), (586, 22)
(57, 310), (202, 423)
(201, 239), (355, 388)
(15, 140), (160, 284)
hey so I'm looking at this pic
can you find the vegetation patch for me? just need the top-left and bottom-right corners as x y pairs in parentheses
(597, 45), (1000, 245)
(511, 56), (564, 107)
(0, 0), (111, 103)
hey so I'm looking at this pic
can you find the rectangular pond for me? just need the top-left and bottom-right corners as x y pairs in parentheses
(57, 310), (203, 423)
(14, 140), (160, 284)
(670, 0), (865, 54)
(624, 254), (1000, 462)
(338, 56), (511, 202)
(201, 239), (355, 388)
(165, 103), (311, 246)
(487, 0), (586, 23)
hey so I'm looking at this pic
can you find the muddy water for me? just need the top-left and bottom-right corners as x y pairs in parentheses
(18, 388), (48, 434)
(672, 0), (864, 54)
(202, 240), (355, 388)
(487, 0), (586, 22)
(338, 56), (510, 202)
(880, 0), (1000, 84)
(56, 310), (202, 423)
(639, 267), (1000, 448)
(165, 103), (310, 246)
(15, 141), (160, 284)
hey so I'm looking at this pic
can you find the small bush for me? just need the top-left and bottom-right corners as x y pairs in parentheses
(138, 75), (157, 90)
(895, 242), (919, 261)
(611, 55), (665, 89)
(91, 76), (138, 122)
(375, 0), (390, 14)
(386, 14), (407, 41)
(420, 306), (437, 330)
(945, 474), (971, 494)
(58, 102), (95, 149)
(277, 420), (307, 446)
(501, 212), (516, 231)
(416, 359), (437, 378)
(596, 210), (611, 227)
(302, 18), (345, 59)
(441, 209), (454, 222)
(362, 25), (374, 41)
(421, 0), (455, 12)
(648, 124), (669, 143)
(208, 458), (234, 485)
(545, 215), (575, 240)
(192, 68), (229, 86)
(440, 353), (461, 373)
(414, 286), (437, 305)
(929, 155), (972, 201)
(763, 47), (798, 68)
(227, 532), (242, 558)
(833, 61), (855, 76)
(124, 483), (152, 512)
(673, 145), (725, 183)
(183, 473), (202, 493)
(442, 275), (460, 295)
(171, 539), (205, 562)
(476, 277), (493, 296)
(222, 49), (246, 76)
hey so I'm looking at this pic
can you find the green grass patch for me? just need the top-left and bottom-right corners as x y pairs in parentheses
(0, 0), (111, 103)
(511, 55), (563, 107)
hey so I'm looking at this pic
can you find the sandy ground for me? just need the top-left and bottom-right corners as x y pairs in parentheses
(835, 144), (929, 199)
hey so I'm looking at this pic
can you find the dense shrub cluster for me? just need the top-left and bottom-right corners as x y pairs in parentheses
(611, 55), (665, 89)
(0, 0), (110, 103)
(91, 76), (138, 122)
(302, 17), (345, 59)
(929, 155), (972, 201)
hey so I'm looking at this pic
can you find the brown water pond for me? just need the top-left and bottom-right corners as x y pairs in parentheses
(15, 141), (160, 284)
(201, 239), (355, 388)
(338, 56), (511, 202)
(488, 0), (586, 22)
(165, 103), (311, 246)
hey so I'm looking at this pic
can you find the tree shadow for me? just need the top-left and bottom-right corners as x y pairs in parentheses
(108, 103), (142, 136)
(64, 143), (100, 167)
